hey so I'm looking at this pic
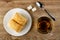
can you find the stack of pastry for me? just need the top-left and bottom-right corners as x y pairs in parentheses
(8, 13), (27, 32)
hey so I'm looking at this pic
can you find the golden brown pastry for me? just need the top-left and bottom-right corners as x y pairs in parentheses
(12, 13), (27, 26)
(8, 13), (27, 32)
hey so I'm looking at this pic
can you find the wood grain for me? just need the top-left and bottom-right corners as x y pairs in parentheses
(0, 0), (60, 40)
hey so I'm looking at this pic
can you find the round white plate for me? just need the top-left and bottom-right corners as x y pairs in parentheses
(3, 8), (32, 36)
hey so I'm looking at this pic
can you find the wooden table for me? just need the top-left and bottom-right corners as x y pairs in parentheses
(0, 0), (60, 40)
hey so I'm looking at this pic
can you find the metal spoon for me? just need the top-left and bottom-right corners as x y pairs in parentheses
(36, 1), (56, 21)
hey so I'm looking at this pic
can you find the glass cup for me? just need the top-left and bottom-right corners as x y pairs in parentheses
(37, 16), (54, 34)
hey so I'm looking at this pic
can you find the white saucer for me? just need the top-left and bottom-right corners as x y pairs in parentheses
(3, 8), (32, 36)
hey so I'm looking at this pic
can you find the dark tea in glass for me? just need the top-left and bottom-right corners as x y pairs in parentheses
(38, 17), (52, 34)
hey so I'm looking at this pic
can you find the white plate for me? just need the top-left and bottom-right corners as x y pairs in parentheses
(3, 8), (32, 36)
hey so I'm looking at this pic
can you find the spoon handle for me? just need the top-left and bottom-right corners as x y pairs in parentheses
(44, 9), (56, 21)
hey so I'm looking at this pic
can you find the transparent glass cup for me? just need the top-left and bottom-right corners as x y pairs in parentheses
(37, 16), (55, 40)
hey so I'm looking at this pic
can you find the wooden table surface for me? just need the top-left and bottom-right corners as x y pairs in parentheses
(0, 0), (60, 40)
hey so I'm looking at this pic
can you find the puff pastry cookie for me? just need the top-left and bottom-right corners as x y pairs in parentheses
(8, 13), (27, 32)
